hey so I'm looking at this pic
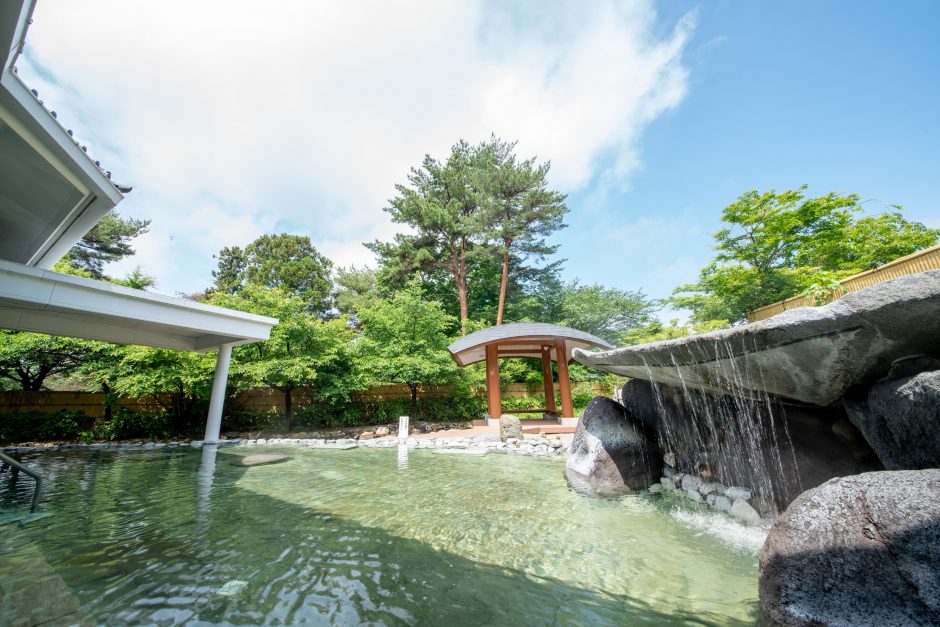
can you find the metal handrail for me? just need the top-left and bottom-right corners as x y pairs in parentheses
(0, 452), (43, 513)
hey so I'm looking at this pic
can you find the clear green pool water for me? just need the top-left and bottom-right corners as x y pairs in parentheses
(1, 446), (764, 625)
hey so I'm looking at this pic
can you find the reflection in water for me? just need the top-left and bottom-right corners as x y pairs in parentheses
(196, 444), (218, 520)
(397, 444), (409, 469)
(6, 447), (761, 625)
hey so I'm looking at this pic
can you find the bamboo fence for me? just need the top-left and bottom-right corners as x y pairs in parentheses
(746, 244), (940, 322)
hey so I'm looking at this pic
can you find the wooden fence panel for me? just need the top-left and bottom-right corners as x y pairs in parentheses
(0, 380), (612, 416)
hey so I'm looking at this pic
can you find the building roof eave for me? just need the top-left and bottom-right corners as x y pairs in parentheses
(0, 259), (278, 351)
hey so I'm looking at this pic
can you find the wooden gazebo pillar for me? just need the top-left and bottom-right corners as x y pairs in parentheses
(485, 343), (501, 420)
(555, 339), (574, 418)
(540, 345), (556, 415)
(447, 323), (613, 427)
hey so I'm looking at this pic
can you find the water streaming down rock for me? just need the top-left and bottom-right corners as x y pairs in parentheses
(630, 335), (806, 516)
(602, 325), (884, 517)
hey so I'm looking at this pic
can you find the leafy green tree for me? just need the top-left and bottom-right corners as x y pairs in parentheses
(357, 278), (460, 418)
(369, 137), (569, 330)
(556, 281), (656, 344)
(52, 257), (96, 278)
(75, 342), (128, 421)
(478, 137), (568, 325)
(212, 234), (334, 313)
(671, 187), (939, 322)
(104, 346), (215, 429)
(211, 285), (359, 427)
(0, 331), (95, 390)
(367, 140), (487, 332)
(67, 211), (150, 278)
(334, 265), (379, 319)
(112, 266), (156, 290)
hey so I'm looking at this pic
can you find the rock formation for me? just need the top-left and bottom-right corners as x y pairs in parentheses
(572, 272), (940, 510)
(617, 378), (875, 514)
(845, 370), (940, 469)
(574, 270), (940, 406)
(565, 397), (659, 496)
(759, 470), (940, 626)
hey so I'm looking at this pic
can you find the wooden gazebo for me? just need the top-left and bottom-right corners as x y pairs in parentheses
(447, 323), (613, 425)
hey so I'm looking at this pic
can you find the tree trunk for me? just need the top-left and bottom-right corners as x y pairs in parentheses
(18, 366), (46, 391)
(451, 241), (469, 334)
(456, 278), (469, 334)
(284, 386), (294, 431)
(102, 381), (113, 422)
(409, 384), (418, 421)
(496, 242), (511, 325)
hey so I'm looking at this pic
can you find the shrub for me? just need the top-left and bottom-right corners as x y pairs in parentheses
(0, 411), (90, 444)
(222, 410), (280, 433)
(91, 409), (173, 441)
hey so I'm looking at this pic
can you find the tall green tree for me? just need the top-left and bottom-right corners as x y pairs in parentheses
(369, 137), (569, 330)
(357, 278), (459, 418)
(67, 211), (150, 278)
(367, 140), (486, 332)
(212, 234), (334, 313)
(211, 286), (358, 427)
(478, 137), (568, 325)
(671, 186), (939, 322)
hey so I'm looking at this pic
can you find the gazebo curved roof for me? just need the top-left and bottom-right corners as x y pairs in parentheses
(447, 322), (614, 367)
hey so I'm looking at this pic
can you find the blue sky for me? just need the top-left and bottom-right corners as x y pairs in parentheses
(18, 1), (940, 316)
(560, 0), (940, 312)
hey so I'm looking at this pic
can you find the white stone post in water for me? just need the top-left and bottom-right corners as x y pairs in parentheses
(204, 343), (235, 443)
(398, 415), (409, 442)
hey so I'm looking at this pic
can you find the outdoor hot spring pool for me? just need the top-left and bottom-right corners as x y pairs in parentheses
(1, 446), (767, 625)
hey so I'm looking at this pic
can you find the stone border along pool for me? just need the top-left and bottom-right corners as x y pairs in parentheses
(1, 433), (570, 458)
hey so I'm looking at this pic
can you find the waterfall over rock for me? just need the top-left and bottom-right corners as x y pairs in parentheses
(571, 270), (940, 514)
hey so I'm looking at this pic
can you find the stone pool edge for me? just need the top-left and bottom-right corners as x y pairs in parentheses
(2, 434), (570, 459)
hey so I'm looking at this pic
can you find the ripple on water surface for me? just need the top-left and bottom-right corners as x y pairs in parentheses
(0, 447), (763, 625)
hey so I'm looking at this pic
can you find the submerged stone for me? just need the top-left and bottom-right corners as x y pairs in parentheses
(730, 499), (762, 525)
(680, 475), (702, 492)
(231, 454), (290, 467)
(699, 482), (726, 496)
(707, 494), (732, 512)
(724, 486), (752, 501)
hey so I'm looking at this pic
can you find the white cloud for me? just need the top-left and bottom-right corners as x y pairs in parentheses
(18, 0), (694, 293)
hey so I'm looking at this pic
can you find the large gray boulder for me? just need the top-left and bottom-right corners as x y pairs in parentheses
(845, 370), (940, 470)
(564, 397), (660, 496)
(574, 270), (940, 406)
(759, 470), (940, 626)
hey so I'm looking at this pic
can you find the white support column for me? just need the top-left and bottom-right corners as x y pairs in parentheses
(204, 343), (234, 443)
